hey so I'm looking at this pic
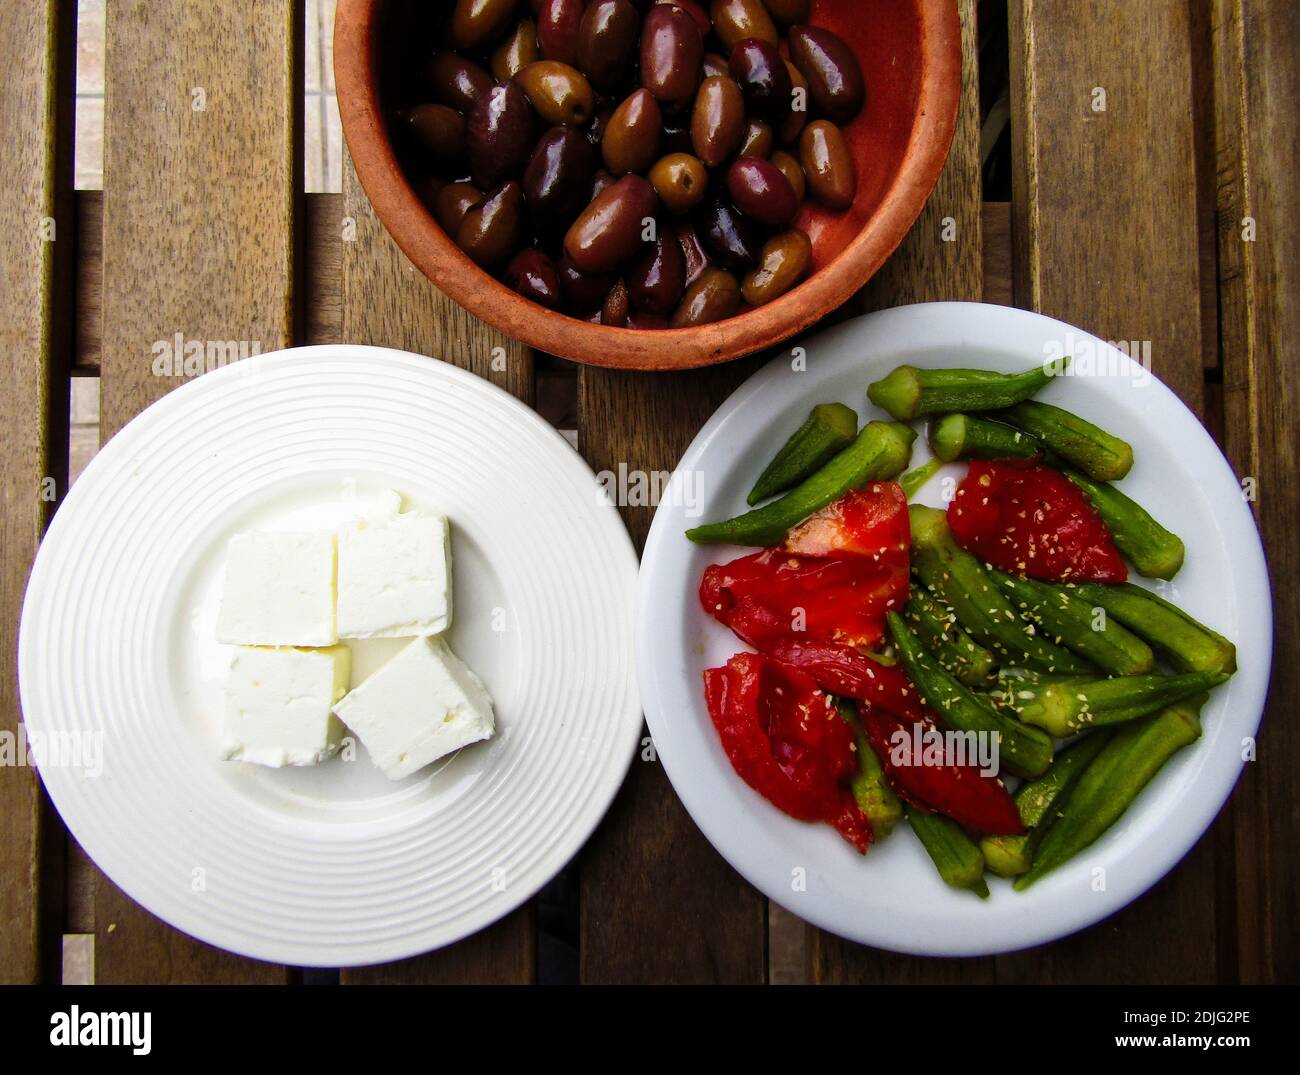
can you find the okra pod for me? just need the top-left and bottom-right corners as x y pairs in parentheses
(903, 587), (997, 687)
(998, 400), (1133, 481)
(687, 421), (916, 546)
(888, 612), (1055, 779)
(928, 413), (1040, 463)
(1067, 582), (1237, 674)
(867, 358), (1067, 422)
(1002, 670), (1227, 738)
(747, 402), (858, 505)
(899, 457), (943, 500)
(908, 505), (1096, 674)
(1063, 470), (1184, 580)
(980, 730), (1112, 877)
(837, 699), (903, 838)
(990, 569), (1155, 675)
(905, 805), (989, 898)
(1015, 697), (1206, 890)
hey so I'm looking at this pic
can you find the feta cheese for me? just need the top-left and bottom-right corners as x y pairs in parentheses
(222, 645), (351, 767)
(333, 636), (494, 780)
(336, 512), (452, 639)
(216, 531), (337, 646)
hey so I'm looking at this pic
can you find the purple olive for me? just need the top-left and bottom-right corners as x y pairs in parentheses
(558, 254), (617, 311)
(728, 38), (791, 114)
(576, 0), (639, 91)
(726, 156), (798, 226)
(788, 25), (865, 122)
(628, 228), (687, 315)
(694, 194), (761, 271)
(640, 3), (704, 112)
(468, 81), (537, 188)
(522, 127), (596, 218)
(504, 247), (563, 307)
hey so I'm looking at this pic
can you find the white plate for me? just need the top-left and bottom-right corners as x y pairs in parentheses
(20, 345), (640, 967)
(638, 303), (1271, 957)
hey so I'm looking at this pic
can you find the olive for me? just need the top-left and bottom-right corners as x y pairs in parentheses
(655, 0), (711, 35)
(672, 217), (712, 286)
(602, 89), (663, 175)
(701, 52), (730, 80)
(738, 117), (774, 158)
(452, 0), (519, 51)
(777, 59), (809, 143)
(799, 119), (855, 210)
(640, 3), (703, 112)
(726, 156), (798, 226)
(628, 311), (670, 329)
(504, 247), (562, 306)
(564, 174), (659, 272)
(710, 0), (778, 51)
(690, 75), (745, 168)
(601, 278), (630, 325)
(468, 81), (537, 187)
(670, 266), (742, 326)
(456, 181), (524, 267)
(401, 104), (466, 160)
(695, 194), (761, 270)
(538, 0), (584, 64)
(788, 25), (865, 122)
(491, 19), (540, 81)
(770, 149), (806, 202)
(589, 167), (617, 201)
(576, 0), (639, 91)
(516, 61), (595, 126)
(741, 227), (811, 304)
(433, 181), (484, 235)
(522, 127), (596, 216)
(558, 254), (617, 311)
(649, 152), (709, 214)
(728, 38), (790, 114)
(429, 52), (495, 113)
(628, 229), (687, 315)
(762, 0), (809, 23)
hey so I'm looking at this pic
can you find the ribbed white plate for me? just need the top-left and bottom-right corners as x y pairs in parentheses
(638, 303), (1272, 956)
(19, 345), (640, 967)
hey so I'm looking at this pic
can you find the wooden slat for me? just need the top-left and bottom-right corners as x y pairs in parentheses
(1211, 0), (1300, 985)
(808, 0), (989, 986)
(335, 154), (535, 983)
(0, 0), (74, 985)
(95, 0), (301, 984)
(1003, 0), (1216, 981)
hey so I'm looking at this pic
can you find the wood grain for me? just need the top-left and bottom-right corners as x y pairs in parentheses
(335, 153), (535, 983)
(1004, 0), (1217, 981)
(95, 0), (300, 984)
(0, 0), (74, 985)
(1210, 0), (1300, 985)
(808, 0), (989, 986)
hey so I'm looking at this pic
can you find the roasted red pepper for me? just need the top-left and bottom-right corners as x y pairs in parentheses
(700, 484), (909, 650)
(763, 637), (925, 723)
(858, 704), (1024, 836)
(948, 459), (1127, 583)
(704, 652), (873, 852)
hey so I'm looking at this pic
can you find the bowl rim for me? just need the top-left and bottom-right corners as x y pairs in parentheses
(334, 0), (963, 371)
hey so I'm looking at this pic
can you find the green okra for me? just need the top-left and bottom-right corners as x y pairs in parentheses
(867, 358), (1068, 422)
(990, 569), (1155, 675)
(1067, 582), (1237, 675)
(1015, 697), (1206, 890)
(908, 505), (1096, 674)
(687, 421), (916, 546)
(888, 612), (1055, 779)
(903, 586), (997, 687)
(906, 805), (989, 898)
(998, 399), (1133, 481)
(980, 730), (1113, 877)
(928, 413), (1041, 463)
(837, 699), (903, 838)
(1000, 670), (1228, 739)
(747, 402), (858, 505)
(899, 457), (943, 500)
(1063, 470), (1184, 580)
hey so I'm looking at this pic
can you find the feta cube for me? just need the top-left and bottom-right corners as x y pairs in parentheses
(216, 531), (337, 646)
(333, 636), (494, 780)
(222, 645), (351, 767)
(336, 512), (452, 639)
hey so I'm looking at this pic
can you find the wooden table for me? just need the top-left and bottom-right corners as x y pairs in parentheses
(2, 0), (1296, 985)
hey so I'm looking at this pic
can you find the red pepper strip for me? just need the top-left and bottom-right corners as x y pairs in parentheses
(784, 482), (911, 559)
(704, 652), (873, 853)
(762, 637), (926, 723)
(948, 459), (1127, 583)
(858, 704), (1025, 836)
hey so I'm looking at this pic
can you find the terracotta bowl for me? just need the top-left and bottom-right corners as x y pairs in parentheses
(335, 0), (962, 370)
